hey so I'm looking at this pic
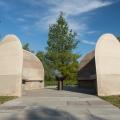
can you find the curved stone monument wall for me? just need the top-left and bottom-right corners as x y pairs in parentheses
(95, 34), (120, 96)
(0, 35), (23, 96)
(22, 50), (44, 90)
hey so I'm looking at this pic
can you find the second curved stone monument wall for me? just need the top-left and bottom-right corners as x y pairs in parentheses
(95, 34), (120, 96)
(22, 50), (44, 90)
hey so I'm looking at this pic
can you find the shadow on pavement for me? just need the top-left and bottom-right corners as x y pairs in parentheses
(7, 106), (108, 120)
(7, 107), (78, 120)
(47, 86), (96, 95)
(63, 86), (96, 95)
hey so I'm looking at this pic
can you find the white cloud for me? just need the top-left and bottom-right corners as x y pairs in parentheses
(86, 30), (97, 34)
(80, 40), (96, 45)
(1, 0), (113, 35)
(17, 18), (25, 22)
(34, 0), (113, 33)
(49, 0), (112, 16)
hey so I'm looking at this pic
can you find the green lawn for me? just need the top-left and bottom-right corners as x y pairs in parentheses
(101, 96), (120, 108)
(0, 96), (16, 104)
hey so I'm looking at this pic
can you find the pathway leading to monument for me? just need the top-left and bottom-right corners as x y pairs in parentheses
(0, 87), (120, 120)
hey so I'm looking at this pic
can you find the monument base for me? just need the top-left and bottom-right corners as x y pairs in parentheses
(23, 80), (44, 90)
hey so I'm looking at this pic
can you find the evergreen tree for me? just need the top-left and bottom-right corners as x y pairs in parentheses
(36, 51), (53, 80)
(23, 43), (34, 53)
(23, 43), (30, 51)
(117, 37), (120, 41)
(46, 12), (79, 82)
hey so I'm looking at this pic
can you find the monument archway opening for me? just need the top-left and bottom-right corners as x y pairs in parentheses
(0, 35), (44, 97)
(78, 51), (97, 93)
(78, 33), (120, 96)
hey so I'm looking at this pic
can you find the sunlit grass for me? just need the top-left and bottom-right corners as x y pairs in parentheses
(0, 96), (17, 104)
(101, 96), (120, 108)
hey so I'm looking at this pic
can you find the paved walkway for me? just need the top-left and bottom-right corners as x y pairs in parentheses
(0, 87), (120, 120)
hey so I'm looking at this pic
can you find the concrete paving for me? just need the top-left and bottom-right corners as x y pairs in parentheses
(0, 87), (120, 120)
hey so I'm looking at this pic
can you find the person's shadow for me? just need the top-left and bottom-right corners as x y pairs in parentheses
(7, 106), (78, 120)
(7, 106), (108, 120)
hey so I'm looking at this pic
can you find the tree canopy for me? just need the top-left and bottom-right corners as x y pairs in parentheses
(23, 43), (34, 53)
(46, 13), (79, 81)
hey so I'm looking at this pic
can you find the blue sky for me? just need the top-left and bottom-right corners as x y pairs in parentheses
(0, 0), (120, 56)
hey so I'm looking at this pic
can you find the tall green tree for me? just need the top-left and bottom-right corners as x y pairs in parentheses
(23, 43), (30, 51)
(46, 13), (79, 82)
(36, 51), (52, 80)
(23, 43), (34, 53)
(117, 37), (120, 41)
